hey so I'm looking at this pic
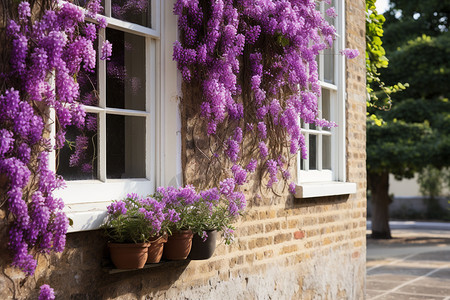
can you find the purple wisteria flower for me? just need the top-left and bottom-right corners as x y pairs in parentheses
(69, 135), (89, 167)
(258, 142), (268, 159)
(96, 16), (107, 29)
(257, 122), (267, 139)
(220, 178), (236, 197)
(266, 159), (278, 187)
(231, 164), (247, 185)
(340, 48), (360, 59)
(225, 138), (240, 162)
(289, 182), (296, 195)
(246, 159), (257, 173)
(100, 40), (112, 60)
(0, 129), (14, 156)
(171, 0), (348, 192)
(39, 284), (55, 300)
(326, 7), (337, 18)
(84, 23), (97, 41)
(86, 0), (103, 18)
(3, 0), (105, 275)
(18, 2), (31, 24)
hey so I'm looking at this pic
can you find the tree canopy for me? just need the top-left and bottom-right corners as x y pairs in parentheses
(368, 0), (450, 178)
(367, 0), (450, 238)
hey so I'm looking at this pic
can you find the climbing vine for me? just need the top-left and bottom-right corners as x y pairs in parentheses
(0, 0), (108, 286)
(173, 0), (357, 194)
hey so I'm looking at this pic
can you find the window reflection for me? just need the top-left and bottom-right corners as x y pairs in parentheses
(106, 114), (146, 179)
(309, 135), (317, 170)
(111, 0), (151, 27)
(58, 113), (99, 180)
(106, 28), (146, 111)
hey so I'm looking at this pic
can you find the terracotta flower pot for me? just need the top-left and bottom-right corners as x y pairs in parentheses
(189, 229), (217, 260)
(108, 242), (150, 269)
(163, 230), (193, 260)
(147, 235), (167, 264)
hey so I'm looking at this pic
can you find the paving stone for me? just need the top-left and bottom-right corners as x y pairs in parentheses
(367, 229), (450, 300)
(398, 284), (450, 297)
(366, 289), (385, 299)
(366, 279), (403, 291)
(366, 273), (418, 283)
(414, 274), (450, 286)
(371, 292), (445, 300)
(367, 259), (399, 267)
(367, 265), (435, 277)
(406, 251), (450, 263)
(429, 268), (450, 280)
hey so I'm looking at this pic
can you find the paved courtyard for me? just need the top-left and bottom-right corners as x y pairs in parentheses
(366, 227), (450, 300)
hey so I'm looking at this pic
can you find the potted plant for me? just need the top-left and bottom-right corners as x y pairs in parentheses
(137, 195), (171, 263)
(103, 195), (153, 269)
(189, 185), (246, 260)
(154, 185), (199, 260)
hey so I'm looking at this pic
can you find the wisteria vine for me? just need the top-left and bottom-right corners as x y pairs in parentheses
(0, 0), (109, 278)
(173, 0), (358, 194)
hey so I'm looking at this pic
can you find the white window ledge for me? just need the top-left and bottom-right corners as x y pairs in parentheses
(64, 202), (109, 232)
(294, 181), (356, 198)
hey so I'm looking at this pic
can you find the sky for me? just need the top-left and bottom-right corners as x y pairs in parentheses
(376, 0), (390, 13)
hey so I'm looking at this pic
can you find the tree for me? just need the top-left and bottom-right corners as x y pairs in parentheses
(367, 0), (450, 238)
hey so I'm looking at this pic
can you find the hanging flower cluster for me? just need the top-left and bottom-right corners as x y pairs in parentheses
(0, 0), (108, 276)
(173, 0), (356, 193)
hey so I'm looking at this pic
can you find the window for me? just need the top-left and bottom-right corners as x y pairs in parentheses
(54, 0), (181, 231)
(295, 0), (356, 198)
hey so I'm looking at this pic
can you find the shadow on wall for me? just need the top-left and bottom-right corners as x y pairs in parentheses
(0, 230), (190, 299)
(286, 194), (349, 210)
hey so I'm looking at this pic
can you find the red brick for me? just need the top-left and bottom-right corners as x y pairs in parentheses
(294, 230), (305, 239)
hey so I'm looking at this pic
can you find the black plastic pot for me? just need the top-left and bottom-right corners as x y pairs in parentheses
(189, 230), (217, 260)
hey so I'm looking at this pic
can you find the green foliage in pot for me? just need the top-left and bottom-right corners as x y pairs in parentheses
(103, 194), (167, 243)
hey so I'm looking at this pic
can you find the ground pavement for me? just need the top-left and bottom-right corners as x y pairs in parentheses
(366, 223), (450, 300)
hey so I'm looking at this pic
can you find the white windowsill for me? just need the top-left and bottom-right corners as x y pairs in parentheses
(294, 181), (356, 198)
(64, 202), (109, 232)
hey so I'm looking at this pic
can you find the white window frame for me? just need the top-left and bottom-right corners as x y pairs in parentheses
(53, 0), (182, 232)
(294, 0), (356, 198)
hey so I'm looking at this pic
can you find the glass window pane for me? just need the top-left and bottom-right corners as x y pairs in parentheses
(315, 50), (320, 80)
(106, 114), (146, 179)
(324, 45), (334, 84)
(58, 113), (99, 180)
(324, 0), (335, 84)
(322, 89), (331, 131)
(323, 135), (331, 170)
(106, 28), (146, 111)
(309, 135), (317, 170)
(79, 71), (99, 107)
(111, 0), (151, 27)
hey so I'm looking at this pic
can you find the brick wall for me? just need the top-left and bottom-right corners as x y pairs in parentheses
(0, 0), (367, 298)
